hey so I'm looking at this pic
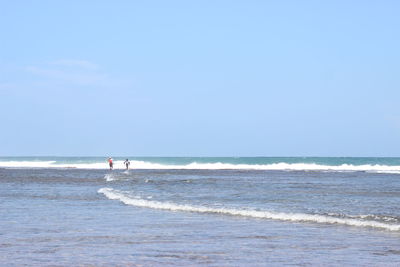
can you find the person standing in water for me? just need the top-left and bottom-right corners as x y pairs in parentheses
(108, 157), (113, 170)
(124, 159), (130, 170)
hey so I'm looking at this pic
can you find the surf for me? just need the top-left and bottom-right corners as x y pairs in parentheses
(2, 159), (400, 174)
(98, 188), (400, 232)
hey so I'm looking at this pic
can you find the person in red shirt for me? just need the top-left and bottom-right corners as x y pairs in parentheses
(108, 157), (113, 170)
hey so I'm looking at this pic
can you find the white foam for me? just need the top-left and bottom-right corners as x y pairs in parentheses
(1, 160), (400, 174)
(104, 173), (116, 181)
(0, 161), (57, 168)
(98, 188), (400, 231)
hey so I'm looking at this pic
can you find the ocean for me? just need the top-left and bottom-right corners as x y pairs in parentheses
(1, 157), (400, 266)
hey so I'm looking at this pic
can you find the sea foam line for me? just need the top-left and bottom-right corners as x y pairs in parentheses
(98, 188), (400, 231)
(1, 160), (400, 173)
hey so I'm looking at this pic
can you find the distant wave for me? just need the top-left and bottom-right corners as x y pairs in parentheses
(0, 161), (58, 168)
(1, 160), (400, 174)
(98, 188), (400, 231)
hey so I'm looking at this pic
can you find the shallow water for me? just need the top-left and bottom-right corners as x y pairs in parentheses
(1, 167), (400, 266)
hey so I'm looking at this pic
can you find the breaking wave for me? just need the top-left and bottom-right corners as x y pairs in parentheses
(98, 188), (400, 231)
(1, 160), (400, 174)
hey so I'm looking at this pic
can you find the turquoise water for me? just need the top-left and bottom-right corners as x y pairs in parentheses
(2, 156), (400, 166)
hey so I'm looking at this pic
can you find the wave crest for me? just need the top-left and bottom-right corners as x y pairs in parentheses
(98, 188), (400, 231)
(1, 160), (400, 173)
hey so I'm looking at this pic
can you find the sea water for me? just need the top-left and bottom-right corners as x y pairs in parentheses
(1, 157), (400, 266)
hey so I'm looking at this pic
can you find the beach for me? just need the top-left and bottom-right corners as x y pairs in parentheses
(1, 157), (400, 266)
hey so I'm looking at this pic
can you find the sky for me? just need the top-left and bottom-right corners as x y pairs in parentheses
(1, 0), (400, 157)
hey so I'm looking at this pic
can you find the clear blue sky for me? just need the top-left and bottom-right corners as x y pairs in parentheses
(1, 0), (399, 156)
